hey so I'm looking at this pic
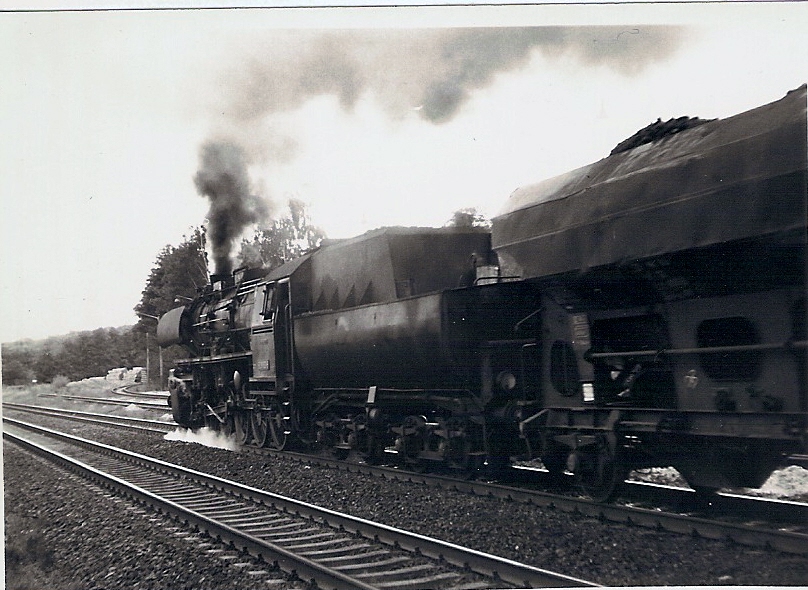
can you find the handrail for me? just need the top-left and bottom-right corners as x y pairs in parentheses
(587, 340), (808, 360)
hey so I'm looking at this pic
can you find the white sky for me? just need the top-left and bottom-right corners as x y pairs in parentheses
(1, 3), (807, 343)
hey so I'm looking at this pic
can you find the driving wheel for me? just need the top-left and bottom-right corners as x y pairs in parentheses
(233, 410), (251, 445)
(267, 399), (288, 450)
(251, 410), (269, 448)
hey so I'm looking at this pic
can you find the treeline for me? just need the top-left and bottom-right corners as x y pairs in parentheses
(2, 327), (148, 385)
(2, 327), (194, 388)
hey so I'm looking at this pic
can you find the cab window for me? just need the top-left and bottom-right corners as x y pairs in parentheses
(261, 286), (276, 322)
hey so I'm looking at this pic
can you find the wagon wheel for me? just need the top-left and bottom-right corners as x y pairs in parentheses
(331, 446), (350, 460)
(397, 415), (426, 467)
(315, 413), (342, 457)
(251, 410), (269, 448)
(266, 399), (288, 450)
(541, 449), (568, 482)
(233, 410), (252, 445)
(575, 435), (628, 503)
(451, 446), (484, 480)
(444, 417), (482, 477)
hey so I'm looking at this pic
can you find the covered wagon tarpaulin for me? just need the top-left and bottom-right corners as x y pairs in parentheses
(492, 85), (807, 280)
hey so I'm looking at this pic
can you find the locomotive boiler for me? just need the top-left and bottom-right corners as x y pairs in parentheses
(159, 85), (807, 501)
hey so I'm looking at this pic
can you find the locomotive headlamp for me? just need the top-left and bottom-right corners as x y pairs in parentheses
(496, 371), (517, 392)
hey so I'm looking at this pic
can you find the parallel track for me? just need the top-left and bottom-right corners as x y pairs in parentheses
(35, 392), (169, 412)
(3, 402), (174, 433)
(4, 417), (593, 590)
(112, 384), (171, 401)
(6, 403), (808, 556)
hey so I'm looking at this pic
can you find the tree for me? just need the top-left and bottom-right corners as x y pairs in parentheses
(1, 352), (34, 385)
(33, 344), (63, 383)
(132, 227), (209, 388)
(237, 199), (326, 271)
(134, 227), (209, 331)
(446, 207), (490, 229)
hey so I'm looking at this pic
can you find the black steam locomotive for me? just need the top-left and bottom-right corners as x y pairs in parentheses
(158, 85), (807, 501)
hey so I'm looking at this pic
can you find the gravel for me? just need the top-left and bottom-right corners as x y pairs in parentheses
(6, 408), (808, 588)
(3, 443), (309, 590)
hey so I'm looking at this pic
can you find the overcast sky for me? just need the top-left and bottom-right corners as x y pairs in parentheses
(1, 3), (807, 343)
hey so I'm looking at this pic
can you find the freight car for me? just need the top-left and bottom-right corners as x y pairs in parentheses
(158, 85), (807, 501)
(492, 85), (807, 499)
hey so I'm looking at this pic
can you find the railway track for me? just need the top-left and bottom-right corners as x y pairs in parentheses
(36, 392), (169, 412)
(2, 402), (174, 433)
(112, 384), (171, 401)
(3, 417), (592, 590)
(272, 451), (808, 556)
(6, 402), (808, 556)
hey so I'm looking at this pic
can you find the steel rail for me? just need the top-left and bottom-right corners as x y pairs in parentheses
(3, 402), (174, 433)
(3, 417), (595, 589)
(3, 426), (372, 590)
(39, 394), (168, 411)
(112, 385), (170, 400)
(281, 453), (808, 555)
(10, 403), (808, 554)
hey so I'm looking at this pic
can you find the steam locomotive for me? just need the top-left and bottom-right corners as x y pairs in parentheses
(158, 85), (807, 501)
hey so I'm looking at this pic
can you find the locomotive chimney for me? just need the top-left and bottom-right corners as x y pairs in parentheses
(210, 273), (235, 291)
(193, 140), (269, 278)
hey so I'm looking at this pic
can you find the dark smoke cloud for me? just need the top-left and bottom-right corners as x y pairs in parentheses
(193, 26), (684, 268)
(193, 140), (270, 275)
(221, 26), (685, 125)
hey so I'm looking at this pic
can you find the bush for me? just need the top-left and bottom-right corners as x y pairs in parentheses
(51, 375), (70, 390)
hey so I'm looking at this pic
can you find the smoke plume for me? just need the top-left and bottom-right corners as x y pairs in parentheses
(220, 26), (685, 125)
(193, 140), (269, 275)
(191, 26), (684, 263)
